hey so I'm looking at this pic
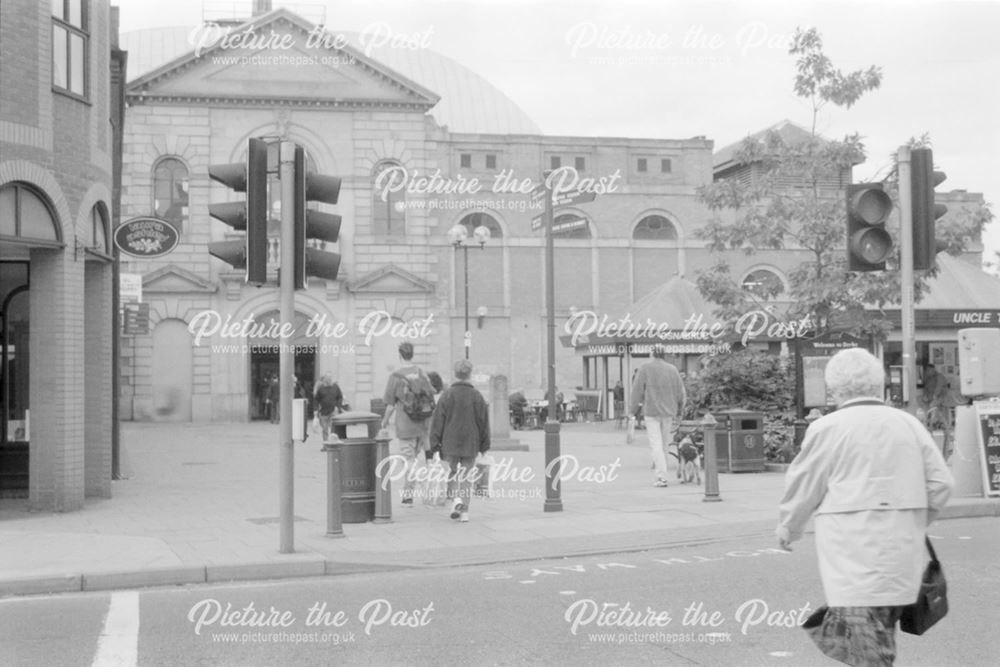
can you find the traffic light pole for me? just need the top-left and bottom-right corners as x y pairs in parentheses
(279, 141), (296, 553)
(897, 146), (918, 415)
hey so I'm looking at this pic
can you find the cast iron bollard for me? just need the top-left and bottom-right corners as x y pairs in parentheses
(322, 436), (344, 538)
(374, 429), (392, 524)
(700, 413), (722, 502)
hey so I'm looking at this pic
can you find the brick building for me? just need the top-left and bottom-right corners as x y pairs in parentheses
(0, 0), (120, 508)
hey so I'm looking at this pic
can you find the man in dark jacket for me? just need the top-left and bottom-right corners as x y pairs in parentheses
(313, 374), (345, 442)
(430, 359), (490, 522)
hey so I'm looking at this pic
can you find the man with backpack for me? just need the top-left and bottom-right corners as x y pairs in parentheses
(381, 342), (436, 506)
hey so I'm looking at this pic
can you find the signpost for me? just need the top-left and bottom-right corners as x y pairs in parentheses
(114, 217), (180, 258)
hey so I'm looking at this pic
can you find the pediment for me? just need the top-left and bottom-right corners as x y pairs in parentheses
(127, 8), (439, 110)
(347, 264), (434, 294)
(143, 264), (217, 294)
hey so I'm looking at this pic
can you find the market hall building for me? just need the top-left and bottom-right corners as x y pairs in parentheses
(117, 5), (719, 422)
(1, 0), (123, 507)
(118, 5), (993, 424)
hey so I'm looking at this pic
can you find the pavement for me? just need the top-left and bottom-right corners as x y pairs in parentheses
(1, 420), (997, 597)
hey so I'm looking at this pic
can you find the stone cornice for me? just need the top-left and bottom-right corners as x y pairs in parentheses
(125, 93), (435, 113)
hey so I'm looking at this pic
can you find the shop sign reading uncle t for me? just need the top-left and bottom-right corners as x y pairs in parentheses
(114, 217), (180, 258)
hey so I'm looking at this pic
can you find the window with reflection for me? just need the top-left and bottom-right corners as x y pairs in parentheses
(52, 0), (88, 97)
(633, 215), (678, 241)
(90, 203), (108, 254)
(153, 158), (189, 229)
(0, 183), (60, 243)
(741, 268), (785, 299)
(372, 161), (406, 236)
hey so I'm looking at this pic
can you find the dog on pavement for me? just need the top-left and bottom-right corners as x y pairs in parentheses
(678, 436), (701, 485)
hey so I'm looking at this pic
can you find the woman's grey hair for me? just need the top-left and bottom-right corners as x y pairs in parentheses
(824, 348), (885, 405)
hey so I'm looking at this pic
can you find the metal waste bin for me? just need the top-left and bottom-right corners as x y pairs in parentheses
(713, 409), (765, 472)
(329, 411), (382, 523)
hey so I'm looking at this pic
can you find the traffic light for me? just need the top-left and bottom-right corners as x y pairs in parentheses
(846, 183), (893, 271)
(292, 145), (342, 289)
(911, 148), (948, 270)
(207, 137), (269, 285)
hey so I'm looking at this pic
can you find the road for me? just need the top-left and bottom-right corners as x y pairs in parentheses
(1, 517), (997, 666)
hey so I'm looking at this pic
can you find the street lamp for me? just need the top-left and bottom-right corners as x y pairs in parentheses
(449, 222), (491, 359)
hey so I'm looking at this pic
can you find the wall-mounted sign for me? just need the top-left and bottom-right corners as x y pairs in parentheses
(114, 217), (179, 258)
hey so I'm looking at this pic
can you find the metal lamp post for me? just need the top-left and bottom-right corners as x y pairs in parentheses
(449, 223), (490, 359)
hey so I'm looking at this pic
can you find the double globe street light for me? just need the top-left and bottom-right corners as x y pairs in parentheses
(448, 222), (491, 359)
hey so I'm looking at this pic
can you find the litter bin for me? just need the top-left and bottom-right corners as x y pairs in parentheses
(713, 409), (765, 472)
(330, 411), (382, 523)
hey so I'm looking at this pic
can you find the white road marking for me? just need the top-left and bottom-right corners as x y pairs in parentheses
(559, 591), (576, 595)
(519, 580), (536, 584)
(769, 651), (794, 658)
(92, 591), (139, 667)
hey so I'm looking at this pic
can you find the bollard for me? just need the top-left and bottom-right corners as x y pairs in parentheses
(700, 413), (722, 502)
(374, 429), (393, 524)
(322, 437), (344, 538)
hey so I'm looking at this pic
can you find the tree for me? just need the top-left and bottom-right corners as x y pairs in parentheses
(696, 28), (990, 341)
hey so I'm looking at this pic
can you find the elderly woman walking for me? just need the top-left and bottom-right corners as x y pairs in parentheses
(777, 348), (953, 666)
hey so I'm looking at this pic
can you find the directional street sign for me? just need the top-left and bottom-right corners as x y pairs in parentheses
(551, 216), (588, 233)
(554, 190), (596, 207)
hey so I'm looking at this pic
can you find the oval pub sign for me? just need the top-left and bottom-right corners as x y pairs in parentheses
(114, 217), (180, 258)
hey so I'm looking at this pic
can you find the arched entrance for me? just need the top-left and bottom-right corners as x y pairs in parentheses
(248, 311), (318, 420)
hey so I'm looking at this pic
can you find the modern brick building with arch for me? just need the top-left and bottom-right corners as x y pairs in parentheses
(0, 0), (120, 509)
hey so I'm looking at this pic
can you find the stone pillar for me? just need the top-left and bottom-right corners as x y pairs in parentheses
(491, 374), (510, 439)
(489, 374), (528, 451)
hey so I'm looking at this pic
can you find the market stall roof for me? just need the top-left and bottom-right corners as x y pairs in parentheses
(913, 254), (1000, 309)
(561, 276), (728, 349)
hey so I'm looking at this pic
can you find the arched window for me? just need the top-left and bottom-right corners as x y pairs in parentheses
(633, 214), (678, 240)
(0, 182), (60, 243)
(371, 161), (406, 236)
(153, 157), (188, 229)
(553, 213), (591, 239)
(91, 203), (109, 254)
(741, 268), (785, 299)
(457, 211), (503, 239)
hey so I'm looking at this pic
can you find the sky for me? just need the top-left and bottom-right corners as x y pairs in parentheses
(112, 0), (1000, 261)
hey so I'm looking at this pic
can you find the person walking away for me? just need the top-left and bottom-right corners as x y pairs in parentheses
(266, 375), (280, 424)
(380, 342), (435, 506)
(629, 345), (686, 487)
(313, 374), (345, 442)
(777, 348), (953, 666)
(921, 363), (954, 459)
(430, 359), (490, 522)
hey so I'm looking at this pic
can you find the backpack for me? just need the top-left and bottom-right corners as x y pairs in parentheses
(394, 368), (436, 421)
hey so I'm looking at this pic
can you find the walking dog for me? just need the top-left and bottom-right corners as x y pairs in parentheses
(677, 436), (701, 485)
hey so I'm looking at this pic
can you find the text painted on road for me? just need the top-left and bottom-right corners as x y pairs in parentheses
(484, 546), (789, 582)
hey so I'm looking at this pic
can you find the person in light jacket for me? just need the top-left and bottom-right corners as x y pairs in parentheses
(430, 359), (490, 523)
(777, 348), (953, 666)
(629, 344), (686, 486)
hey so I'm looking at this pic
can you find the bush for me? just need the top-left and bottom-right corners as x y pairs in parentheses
(684, 349), (797, 462)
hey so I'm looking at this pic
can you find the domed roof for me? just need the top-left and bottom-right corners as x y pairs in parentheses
(119, 23), (541, 136)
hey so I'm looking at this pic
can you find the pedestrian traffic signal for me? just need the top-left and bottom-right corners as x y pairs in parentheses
(846, 183), (893, 272)
(292, 145), (342, 289)
(911, 148), (948, 270)
(207, 137), (269, 285)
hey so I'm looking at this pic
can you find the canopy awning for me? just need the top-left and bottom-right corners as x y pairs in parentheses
(561, 276), (729, 350)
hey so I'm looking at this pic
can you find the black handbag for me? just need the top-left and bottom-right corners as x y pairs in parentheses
(899, 536), (948, 635)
